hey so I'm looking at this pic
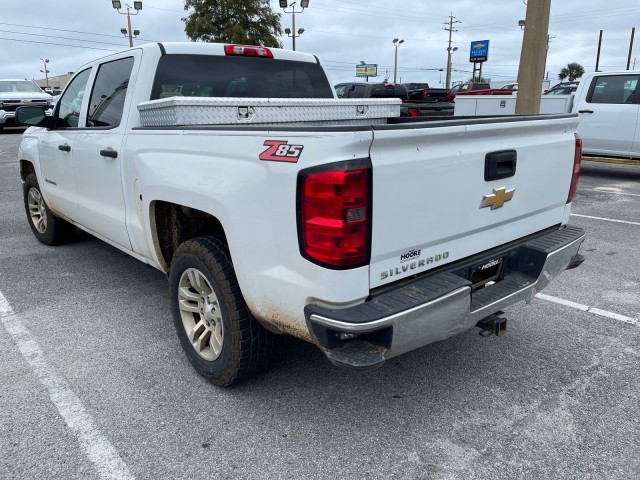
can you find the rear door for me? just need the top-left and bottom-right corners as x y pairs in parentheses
(367, 116), (578, 288)
(574, 74), (640, 156)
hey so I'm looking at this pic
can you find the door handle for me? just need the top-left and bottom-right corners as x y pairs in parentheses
(100, 148), (118, 159)
(58, 144), (71, 152)
(578, 109), (594, 114)
(485, 150), (517, 181)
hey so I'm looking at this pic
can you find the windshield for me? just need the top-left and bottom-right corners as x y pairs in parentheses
(0, 80), (43, 93)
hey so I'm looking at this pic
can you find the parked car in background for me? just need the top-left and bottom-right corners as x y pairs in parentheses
(403, 82), (449, 102)
(449, 82), (518, 102)
(447, 82), (491, 102)
(544, 83), (579, 95)
(500, 83), (518, 91)
(335, 82), (454, 117)
(0, 79), (54, 132)
(572, 72), (638, 158)
(454, 71), (640, 159)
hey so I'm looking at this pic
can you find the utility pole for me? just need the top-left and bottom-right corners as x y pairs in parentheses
(627, 27), (636, 70)
(443, 14), (460, 90)
(544, 34), (555, 80)
(515, 0), (551, 114)
(595, 30), (603, 71)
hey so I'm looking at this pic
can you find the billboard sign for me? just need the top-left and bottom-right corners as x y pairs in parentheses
(470, 40), (489, 63)
(356, 64), (378, 78)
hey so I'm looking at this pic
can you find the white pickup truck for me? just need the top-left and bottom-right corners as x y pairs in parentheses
(15, 42), (585, 386)
(0, 79), (55, 133)
(454, 71), (640, 159)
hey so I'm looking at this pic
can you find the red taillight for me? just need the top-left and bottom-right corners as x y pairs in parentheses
(421, 89), (428, 99)
(407, 108), (418, 117)
(567, 137), (582, 203)
(298, 162), (370, 268)
(224, 44), (273, 58)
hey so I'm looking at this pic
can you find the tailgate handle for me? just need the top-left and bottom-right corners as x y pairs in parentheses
(485, 150), (517, 181)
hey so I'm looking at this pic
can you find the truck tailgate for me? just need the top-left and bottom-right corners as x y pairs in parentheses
(368, 115), (579, 288)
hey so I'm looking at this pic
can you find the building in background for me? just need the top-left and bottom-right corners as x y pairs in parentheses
(34, 72), (74, 91)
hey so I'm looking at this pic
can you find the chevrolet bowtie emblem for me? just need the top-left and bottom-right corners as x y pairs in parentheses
(480, 187), (515, 210)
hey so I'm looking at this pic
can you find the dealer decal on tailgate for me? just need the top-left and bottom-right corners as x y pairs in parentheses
(259, 140), (304, 163)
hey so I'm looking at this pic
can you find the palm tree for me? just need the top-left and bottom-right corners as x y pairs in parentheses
(558, 63), (585, 83)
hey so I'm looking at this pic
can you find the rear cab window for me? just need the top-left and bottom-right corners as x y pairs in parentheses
(150, 54), (334, 100)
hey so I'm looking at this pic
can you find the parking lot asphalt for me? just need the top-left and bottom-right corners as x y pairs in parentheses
(0, 129), (638, 480)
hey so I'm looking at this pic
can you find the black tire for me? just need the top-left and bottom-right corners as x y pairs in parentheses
(169, 236), (273, 386)
(23, 174), (76, 245)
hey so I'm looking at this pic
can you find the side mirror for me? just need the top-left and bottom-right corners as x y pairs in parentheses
(15, 106), (52, 128)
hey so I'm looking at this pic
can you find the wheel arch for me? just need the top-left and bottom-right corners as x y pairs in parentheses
(20, 160), (36, 182)
(151, 200), (228, 271)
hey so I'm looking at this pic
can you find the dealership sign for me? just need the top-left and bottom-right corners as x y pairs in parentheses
(356, 64), (378, 78)
(469, 40), (489, 62)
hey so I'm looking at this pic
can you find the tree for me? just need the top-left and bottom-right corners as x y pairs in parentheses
(468, 76), (491, 83)
(558, 63), (585, 82)
(183, 0), (283, 48)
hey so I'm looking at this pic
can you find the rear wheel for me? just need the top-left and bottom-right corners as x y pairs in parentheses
(169, 236), (273, 386)
(23, 174), (76, 245)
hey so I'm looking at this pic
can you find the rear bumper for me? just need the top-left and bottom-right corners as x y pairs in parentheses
(305, 225), (585, 368)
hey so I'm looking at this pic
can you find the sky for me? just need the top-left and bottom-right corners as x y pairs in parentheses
(0, 0), (638, 88)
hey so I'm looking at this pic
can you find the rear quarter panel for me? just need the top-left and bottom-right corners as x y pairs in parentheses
(123, 127), (375, 340)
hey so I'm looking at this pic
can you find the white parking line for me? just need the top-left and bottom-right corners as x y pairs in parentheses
(0, 290), (134, 480)
(570, 213), (640, 226)
(594, 188), (640, 198)
(536, 293), (639, 327)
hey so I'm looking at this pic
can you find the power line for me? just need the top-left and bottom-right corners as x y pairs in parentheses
(0, 29), (128, 48)
(0, 36), (119, 52)
(0, 21), (126, 39)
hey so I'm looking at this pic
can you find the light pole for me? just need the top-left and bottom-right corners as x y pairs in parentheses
(392, 38), (404, 84)
(40, 58), (50, 89)
(284, 27), (305, 50)
(112, 1), (142, 48)
(280, 0), (309, 51)
(446, 46), (457, 86)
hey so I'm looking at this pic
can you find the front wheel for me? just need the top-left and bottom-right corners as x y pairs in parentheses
(169, 236), (273, 386)
(23, 174), (76, 245)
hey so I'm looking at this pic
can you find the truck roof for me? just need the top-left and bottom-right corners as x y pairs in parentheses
(75, 42), (320, 71)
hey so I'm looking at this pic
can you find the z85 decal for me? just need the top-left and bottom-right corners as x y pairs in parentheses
(259, 140), (304, 163)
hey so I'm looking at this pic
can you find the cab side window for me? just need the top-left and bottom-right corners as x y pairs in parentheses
(589, 75), (639, 104)
(86, 57), (135, 128)
(55, 69), (91, 128)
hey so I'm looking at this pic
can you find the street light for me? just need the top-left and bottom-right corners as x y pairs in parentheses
(446, 46), (458, 89)
(281, 1), (310, 51)
(112, 1), (142, 48)
(39, 58), (50, 89)
(392, 38), (404, 84)
(120, 28), (141, 41)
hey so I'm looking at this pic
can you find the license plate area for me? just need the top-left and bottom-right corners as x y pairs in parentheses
(470, 257), (504, 290)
